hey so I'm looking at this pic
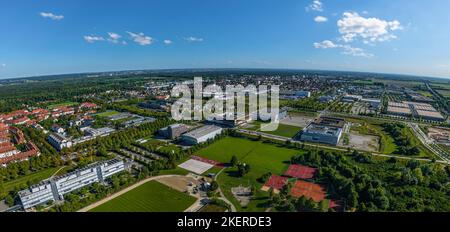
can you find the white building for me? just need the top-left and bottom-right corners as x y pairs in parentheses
(295, 90), (311, 98)
(182, 125), (222, 145)
(19, 158), (125, 210)
(48, 133), (72, 151)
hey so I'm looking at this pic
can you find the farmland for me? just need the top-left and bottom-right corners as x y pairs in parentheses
(89, 181), (196, 212)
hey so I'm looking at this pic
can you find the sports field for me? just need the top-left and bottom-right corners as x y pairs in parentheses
(196, 137), (304, 211)
(89, 181), (196, 212)
(95, 110), (120, 117)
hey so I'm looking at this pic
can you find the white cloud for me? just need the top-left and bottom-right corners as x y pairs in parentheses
(337, 12), (403, 43)
(40, 12), (64, 21)
(306, 0), (323, 12)
(84, 35), (105, 43)
(107, 32), (122, 43)
(314, 40), (338, 49)
(314, 16), (328, 23)
(184, 37), (204, 42)
(127, 32), (154, 46)
(163, 39), (173, 45)
(314, 40), (374, 58)
(1, 63), (6, 68)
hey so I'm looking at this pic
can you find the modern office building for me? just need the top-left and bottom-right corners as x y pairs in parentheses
(300, 117), (345, 146)
(182, 125), (222, 145)
(19, 158), (126, 210)
(159, 124), (189, 139)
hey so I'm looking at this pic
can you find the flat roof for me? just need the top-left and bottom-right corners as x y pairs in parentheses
(416, 110), (445, 119)
(387, 106), (412, 115)
(388, 102), (410, 108)
(183, 125), (222, 139)
(304, 124), (342, 136)
(312, 117), (345, 128)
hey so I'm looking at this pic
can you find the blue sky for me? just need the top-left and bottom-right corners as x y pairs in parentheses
(1, 0), (450, 79)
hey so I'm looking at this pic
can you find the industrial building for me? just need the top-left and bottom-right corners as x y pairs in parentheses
(159, 124), (189, 139)
(361, 98), (381, 109)
(387, 101), (445, 121)
(19, 158), (126, 210)
(342, 94), (363, 103)
(182, 125), (223, 145)
(300, 117), (345, 146)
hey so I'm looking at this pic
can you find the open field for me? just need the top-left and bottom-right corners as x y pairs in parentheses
(247, 121), (302, 138)
(89, 181), (196, 212)
(349, 120), (397, 154)
(47, 102), (79, 109)
(3, 167), (59, 193)
(437, 90), (450, 98)
(197, 137), (304, 211)
(95, 110), (120, 117)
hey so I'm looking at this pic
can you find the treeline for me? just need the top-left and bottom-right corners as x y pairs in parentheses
(291, 150), (449, 212)
(381, 123), (420, 156)
(283, 97), (328, 111)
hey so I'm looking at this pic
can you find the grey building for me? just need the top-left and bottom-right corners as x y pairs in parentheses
(182, 125), (223, 145)
(19, 158), (125, 210)
(300, 117), (345, 146)
(159, 124), (189, 139)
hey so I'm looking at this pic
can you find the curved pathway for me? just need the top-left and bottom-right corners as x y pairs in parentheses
(214, 168), (237, 212)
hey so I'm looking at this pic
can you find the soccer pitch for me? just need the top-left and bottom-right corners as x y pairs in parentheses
(196, 137), (304, 211)
(89, 181), (196, 212)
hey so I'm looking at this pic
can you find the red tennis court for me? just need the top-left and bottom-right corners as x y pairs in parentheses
(263, 175), (288, 190)
(290, 180), (326, 202)
(284, 164), (317, 179)
(191, 155), (226, 167)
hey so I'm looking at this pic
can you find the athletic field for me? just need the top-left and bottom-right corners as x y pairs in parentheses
(89, 181), (196, 212)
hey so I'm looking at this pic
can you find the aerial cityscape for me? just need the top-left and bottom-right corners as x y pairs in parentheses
(0, 0), (449, 217)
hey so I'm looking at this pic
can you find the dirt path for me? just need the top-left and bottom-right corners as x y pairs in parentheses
(77, 175), (188, 212)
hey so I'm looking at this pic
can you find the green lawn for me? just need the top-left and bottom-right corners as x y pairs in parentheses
(47, 102), (79, 109)
(3, 167), (59, 193)
(95, 110), (120, 117)
(89, 181), (196, 212)
(196, 137), (304, 211)
(247, 121), (302, 138)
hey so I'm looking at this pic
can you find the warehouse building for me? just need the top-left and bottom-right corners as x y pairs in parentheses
(300, 117), (345, 146)
(182, 125), (222, 145)
(19, 158), (126, 210)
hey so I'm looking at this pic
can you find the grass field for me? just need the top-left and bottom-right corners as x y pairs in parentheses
(47, 102), (79, 109)
(89, 181), (196, 212)
(417, 90), (433, 97)
(95, 110), (120, 117)
(196, 137), (304, 211)
(248, 121), (302, 138)
(3, 167), (59, 193)
(437, 90), (450, 98)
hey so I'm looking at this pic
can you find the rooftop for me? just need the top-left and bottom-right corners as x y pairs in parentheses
(183, 125), (222, 139)
(312, 117), (345, 128)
